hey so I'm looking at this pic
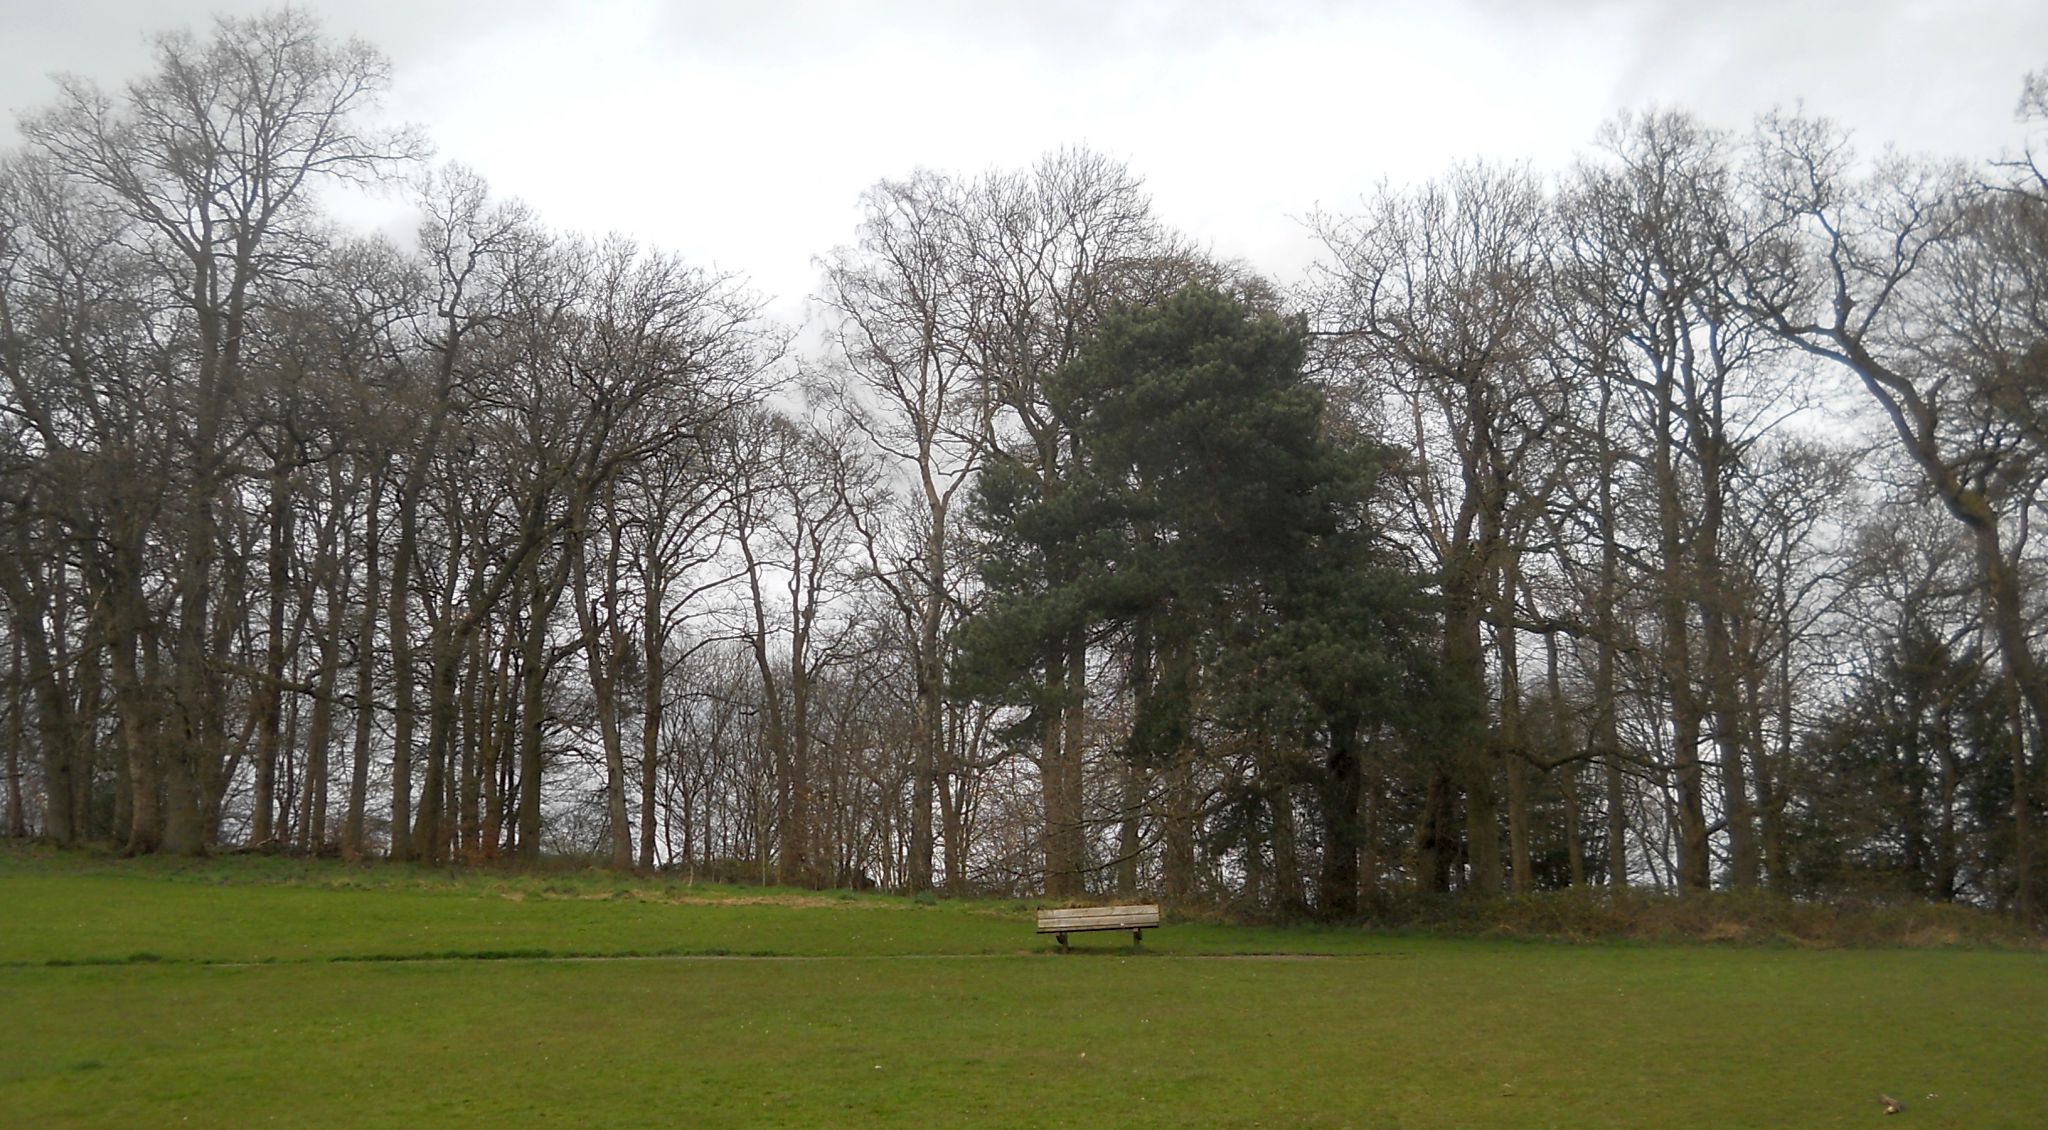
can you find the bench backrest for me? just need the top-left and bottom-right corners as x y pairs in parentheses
(1036, 904), (1162, 931)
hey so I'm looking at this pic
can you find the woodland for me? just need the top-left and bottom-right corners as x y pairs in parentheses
(4, 9), (2047, 922)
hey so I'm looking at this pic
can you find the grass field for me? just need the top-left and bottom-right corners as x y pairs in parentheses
(2, 850), (2043, 1127)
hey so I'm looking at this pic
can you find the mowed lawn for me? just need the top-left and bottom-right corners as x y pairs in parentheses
(2, 856), (2043, 1128)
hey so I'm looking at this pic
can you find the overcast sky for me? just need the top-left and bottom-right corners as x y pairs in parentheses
(3, 0), (2044, 323)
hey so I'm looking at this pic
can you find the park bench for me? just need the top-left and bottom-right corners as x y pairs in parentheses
(1036, 904), (1162, 951)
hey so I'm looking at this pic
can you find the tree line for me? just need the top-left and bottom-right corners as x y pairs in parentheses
(3, 11), (2044, 917)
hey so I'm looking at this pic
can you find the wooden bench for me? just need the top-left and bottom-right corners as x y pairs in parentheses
(1036, 904), (1162, 951)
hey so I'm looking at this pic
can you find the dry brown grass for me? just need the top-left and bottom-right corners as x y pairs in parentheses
(1351, 886), (2045, 949)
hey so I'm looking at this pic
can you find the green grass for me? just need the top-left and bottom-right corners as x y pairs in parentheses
(2, 850), (2044, 1127)
(0, 847), (1405, 964)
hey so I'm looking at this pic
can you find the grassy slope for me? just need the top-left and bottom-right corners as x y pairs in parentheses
(0, 866), (1394, 965)
(2, 852), (2044, 1128)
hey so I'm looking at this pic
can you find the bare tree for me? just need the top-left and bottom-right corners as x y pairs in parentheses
(1738, 107), (2045, 911)
(725, 410), (872, 885)
(819, 172), (993, 890)
(1309, 163), (1567, 893)
(18, 10), (419, 853)
(1564, 112), (1782, 890)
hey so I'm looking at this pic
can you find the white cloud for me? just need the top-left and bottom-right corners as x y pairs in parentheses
(4, 0), (2041, 324)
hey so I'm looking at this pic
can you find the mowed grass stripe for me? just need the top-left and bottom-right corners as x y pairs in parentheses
(2, 948), (2041, 1128)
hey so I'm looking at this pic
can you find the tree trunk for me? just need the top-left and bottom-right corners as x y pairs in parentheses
(2006, 670), (2033, 917)
(1465, 776), (1500, 894)
(302, 571), (344, 853)
(1549, 633), (1585, 888)
(109, 559), (162, 855)
(1704, 590), (1758, 889)
(639, 546), (666, 871)
(34, 679), (77, 846)
(413, 637), (462, 865)
(1116, 756), (1142, 896)
(1359, 772), (1383, 906)
(515, 567), (549, 865)
(168, 410), (223, 857)
(938, 708), (967, 891)
(5, 631), (23, 838)
(1594, 377), (1630, 889)
(1978, 541), (2036, 919)
(1414, 772), (1456, 894)
(1656, 385), (1709, 892)
(386, 499), (417, 861)
(1318, 715), (1363, 916)
(1752, 613), (1791, 892)
(1445, 579), (1499, 895)
(250, 470), (292, 847)
(7, 546), (79, 845)
(67, 613), (100, 842)
(1498, 562), (1530, 893)
(458, 630), (484, 860)
(480, 633), (512, 861)
(568, 513), (635, 873)
(1272, 771), (1302, 911)
(1066, 639), (1092, 895)
(602, 599), (632, 873)
(789, 623), (818, 887)
(907, 523), (945, 892)
(342, 467), (383, 862)
(162, 750), (204, 856)
(416, 505), (481, 865)
(1162, 754), (1195, 904)
(1039, 651), (1073, 898)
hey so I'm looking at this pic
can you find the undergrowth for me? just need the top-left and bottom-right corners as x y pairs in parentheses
(1343, 886), (2043, 948)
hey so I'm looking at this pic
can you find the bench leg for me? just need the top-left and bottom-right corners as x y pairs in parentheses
(1133, 929), (1143, 950)
(1056, 932), (1068, 952)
